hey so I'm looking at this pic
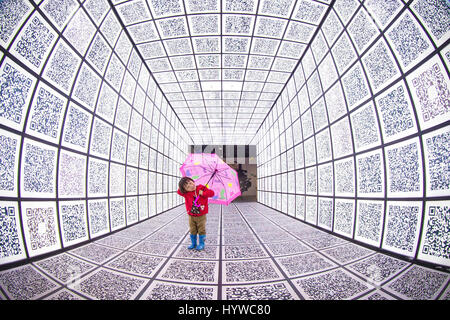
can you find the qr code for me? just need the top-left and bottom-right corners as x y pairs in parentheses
(13, 14), (55, 71)
(0, 60), (34, 127)
(425, 129), (449, 193)
(347, 8), (379, 53)
(126, 197), (138, 225)
(386, 140), (421, 194)
(41, 0), (78, 30)
(58, 151), (85, 197)
(333, 201), (354, 237)
(331, 33), (356, 74)
(383, 204), (420, 255)
(109, 199), (126, 230)
(342, 64), (370, 110)
(73, 64), (101, 110)
(224, 282), (297, 300)
(293, 0), (326, 24)
(88, 200), (109, 236)
(109, 163), (125, 196)
(420, 204), (450, 260)
(331, 117), (353, 158)
(62, 104), (91, 151)
(224, 260), (281, 283)
(251, 38), (276, 55)
(126, 168), (137, 195)
(362, 39), (399, 91)
(0, 205), (23, 260)
(88, 159), (107, 196)
(191, 15), (219, 35)
(77, 269), (145, 300)
(117, 0), (150, 23)
(0, 0), (31, 45)
(60, 202), (87, 244)
(356, 202), (384, 244)
(377, 83), (415, 140)
(306, 167), (317, 194)
(412, 0), (450, 44)
(318, 164), (333, 195)
(160, 259), (218, 283)
(158, 17), (187, 38)
(357, 152), (383, 195)
(89, 118), (112, 158)
(114, 98), (131, 132)
(28, 85), (65, 141)
(25, 206), (59, 251)
(351, 102), (380, 151)
(0, 133), (17, 192)
(104, 54), (125, 89)
(86, 34), (111, 74)
(295, 269), (370, 300)
(385, 265), (449, 299)
(387, 12), (431, 69)
(84, 0), (110, 25)
(318, 198), (333, 230)
(315, 129), (331, 163)
(44, 40), (80, 93)
(22, 142), (56, 195)
(144, 282), (216, 300)
(111, 130), (127, 163)
(364, 0), (402, 28)
(0, 265), (58, 300)
(411, 61), (449, 125)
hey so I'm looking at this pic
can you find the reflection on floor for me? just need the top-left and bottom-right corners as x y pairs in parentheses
(1, 202), (449, 300)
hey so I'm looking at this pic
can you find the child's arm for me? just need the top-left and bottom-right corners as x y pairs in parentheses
(200, 186), (214, 198)
(177, 189), (184, 196)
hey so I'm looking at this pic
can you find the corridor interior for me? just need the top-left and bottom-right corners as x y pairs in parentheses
(1, 202), (448, 300)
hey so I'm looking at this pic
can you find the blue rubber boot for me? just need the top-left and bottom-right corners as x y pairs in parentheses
(188, 234), (197, 250)
(196, 235), (206, 251)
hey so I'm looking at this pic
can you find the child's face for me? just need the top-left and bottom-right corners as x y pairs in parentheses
(184, 180), (196, 192)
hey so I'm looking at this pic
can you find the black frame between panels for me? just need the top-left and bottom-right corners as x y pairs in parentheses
(253, 0), (450, 271)
(0, 0), (194, 271)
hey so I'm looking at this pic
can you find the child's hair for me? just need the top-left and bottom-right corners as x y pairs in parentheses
(178, 177), (195, 194)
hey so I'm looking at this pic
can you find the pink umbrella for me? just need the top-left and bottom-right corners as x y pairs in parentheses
(180, 153), (241, 205)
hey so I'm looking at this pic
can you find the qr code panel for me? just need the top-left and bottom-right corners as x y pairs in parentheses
(27, 84), (66, 143)
(12, 13), (56, 72)
(418, 203), (450, 265)
(423, 127), (450, 195)
(386, 140), (422, 195)
(355, 201), (384, 246)
(62, 103), (92, 152)
(382, 203), (422, 257)
(357, 151), (384, 196)
(376, 82), (417, 143)
(0, 0), (32, 46)
(0, 131), (19, 195)
(58, 151), (86, 198)
(22, 141), (57, 197)
(87, 200), (109, 237)
(0, 59), (35, 130)
(22, 203), (61, 257)
(0, 204), (26, 263)
(59, 202), (88, 246)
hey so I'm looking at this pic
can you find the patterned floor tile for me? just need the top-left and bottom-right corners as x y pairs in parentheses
(75, 268), (148, 300)
(382, 265), (449, 300)
(223, 281), (299, 300)
(33, 253), (96, 284)
(293, 268), (374, 300)
(222, 259), (284, 284)
(276, 252), (337, 278)
(105, 252), (165, 277)
(0, 265), (60, 300)
(158, 259), (219, 283)
(346, 253), (411, 285)
(141, 281), (218, 300)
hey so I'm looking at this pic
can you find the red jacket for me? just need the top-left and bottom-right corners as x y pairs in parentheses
(177, 184), (215, 216)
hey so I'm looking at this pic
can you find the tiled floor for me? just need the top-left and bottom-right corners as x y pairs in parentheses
(0, 202), (449, 300)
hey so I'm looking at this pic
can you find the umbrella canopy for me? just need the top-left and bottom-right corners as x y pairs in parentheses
(180, 153), (241, 205)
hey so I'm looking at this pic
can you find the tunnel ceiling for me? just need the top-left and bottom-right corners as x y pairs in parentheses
(111, 0), (333, 145)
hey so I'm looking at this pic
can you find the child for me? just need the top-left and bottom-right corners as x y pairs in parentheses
(177, 177), (215, 251)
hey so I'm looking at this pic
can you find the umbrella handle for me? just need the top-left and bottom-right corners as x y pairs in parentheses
(193, 169), (218, 206)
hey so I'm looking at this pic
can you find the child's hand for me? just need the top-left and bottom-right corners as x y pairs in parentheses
(199, 190), (203, 196)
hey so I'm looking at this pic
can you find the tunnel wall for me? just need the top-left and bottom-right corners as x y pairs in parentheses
(0, 0), (190, 268)
(255, 0), (449, 268)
